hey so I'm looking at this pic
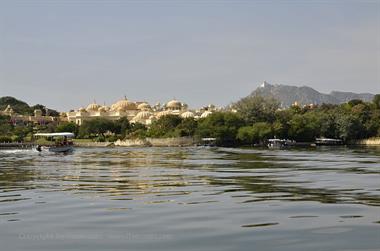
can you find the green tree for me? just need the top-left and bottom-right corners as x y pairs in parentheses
(348, 99), (364, 107)
(233, 95), (280, 123)
(196, 112), (244, 146)
(319, 112), (338, 138)
(252, 122), (273, 143)
(372, 94), (380, 109)
(0, 115), (13, 137)
(56, 122), (78, 134)
(12, 125), (32, 142)
(336, 114), (365, 141)
(273, 109), (295, 139)
(237, 122), (273, 144)
(272, 121), (285, 139)
(236, 126), (255, 144)
(364, 109), (380, 137)
(78, 118), (117, 139)
(127, 122), (147, 139)
(175, 118), (198, 137)
(114, 116), (131, 137)
(147, 115), (183, 138)
(288, 112), (321, 142)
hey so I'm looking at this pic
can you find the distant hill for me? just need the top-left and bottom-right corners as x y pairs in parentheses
(250, 81), (375, 107)
(0, 96), (59, 116)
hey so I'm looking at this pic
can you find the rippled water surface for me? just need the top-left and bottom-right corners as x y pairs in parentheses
(1, 146), (379, 251)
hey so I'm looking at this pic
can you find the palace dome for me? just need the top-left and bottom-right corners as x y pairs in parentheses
(111, 99), (137, 111)
(134, 111), (152, 121)
(166, 99), (182, 109)
(137, 103), (151, 111)
(157, 110), (172, 118)
(98, 106), (109, 112)
(200, 111), (212, 118)
(180, 111), (194, 118)
(78, 107), (87, 112)
(86, 103), (101, 112)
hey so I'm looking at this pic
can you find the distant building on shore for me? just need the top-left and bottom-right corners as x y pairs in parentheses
(0, 105), (59, 125)
(66, 97), (220, 125)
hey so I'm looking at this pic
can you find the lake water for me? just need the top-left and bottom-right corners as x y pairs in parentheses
(0, 146), (379, 251)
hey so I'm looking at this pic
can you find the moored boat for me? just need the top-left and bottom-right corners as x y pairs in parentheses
(267, 139), (295, 149)
(199, 137), (217, 147)
(315, 138), (343, 146)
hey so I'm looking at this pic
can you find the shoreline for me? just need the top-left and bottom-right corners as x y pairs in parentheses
(2, 137), (380, 149)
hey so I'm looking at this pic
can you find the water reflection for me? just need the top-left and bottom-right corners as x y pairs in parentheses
(1, 146), (379, 251)
(1, 146), (379, 207)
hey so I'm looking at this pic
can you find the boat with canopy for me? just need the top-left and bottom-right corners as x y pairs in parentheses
(34, 132), (74, 153)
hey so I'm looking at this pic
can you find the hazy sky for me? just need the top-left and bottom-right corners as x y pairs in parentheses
(0, 0), (379, 111)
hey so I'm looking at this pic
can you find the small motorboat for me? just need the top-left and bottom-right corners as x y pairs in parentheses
(34, 132), (75, 153)
(199, 137), (217, 147)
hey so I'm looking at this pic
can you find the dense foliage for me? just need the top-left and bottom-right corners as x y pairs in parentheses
(196, 112), (244, 146)
(0, 114), (56, 142)
(1, 95), (379, 145)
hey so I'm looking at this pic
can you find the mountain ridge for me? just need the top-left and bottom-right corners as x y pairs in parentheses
(251, 81), (375, 107)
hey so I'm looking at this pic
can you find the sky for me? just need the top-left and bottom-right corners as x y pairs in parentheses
(0, 0), (379, 111)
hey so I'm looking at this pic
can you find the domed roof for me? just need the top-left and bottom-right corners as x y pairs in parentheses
(86, 103), (101, 112)
(137, 103), (151, 110)
(200, 111), (212, 118)
(111, 99), (137, 111)
(166, 99), (182, 109)
(134, 111), (152, 121)
(98, 106), (109, 112)
(78, 107), (87, 112)
(180, 111), (194, 118)
(157, 110), (172, 118)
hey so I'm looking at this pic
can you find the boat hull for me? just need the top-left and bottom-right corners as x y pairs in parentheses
(315, 138), (343, 146)
(36, 145), (73, 153)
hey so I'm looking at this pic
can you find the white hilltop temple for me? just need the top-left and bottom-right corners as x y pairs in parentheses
(66, 97), (220, 126)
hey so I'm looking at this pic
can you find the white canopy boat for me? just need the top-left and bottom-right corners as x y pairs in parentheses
(34, 132), (75, 153)
(267, 139), (296, 149)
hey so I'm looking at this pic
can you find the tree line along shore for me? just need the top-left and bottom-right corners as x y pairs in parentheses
(1, 95), (380, 147)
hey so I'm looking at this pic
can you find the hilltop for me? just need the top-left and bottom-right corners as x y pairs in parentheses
(0, 96), (59, 116)
(250, 81), (375, 107)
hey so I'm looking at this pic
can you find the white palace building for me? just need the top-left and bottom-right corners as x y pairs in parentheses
(66, 98), (218, 126)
